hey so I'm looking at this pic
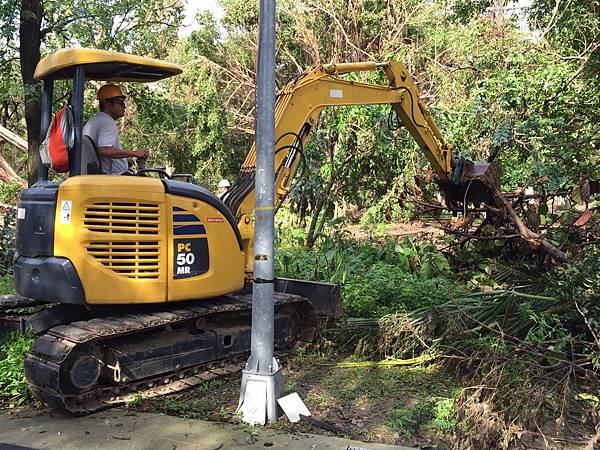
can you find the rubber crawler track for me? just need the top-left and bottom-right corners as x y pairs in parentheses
(25, 292), (313, 414)
(0, 294), (44, 311)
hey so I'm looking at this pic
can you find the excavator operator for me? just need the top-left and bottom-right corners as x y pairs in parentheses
(83, 84), (149, 175)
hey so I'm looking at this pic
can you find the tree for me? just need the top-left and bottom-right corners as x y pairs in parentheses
(0, 0), (184, 184)
(19, 0), (42, 186)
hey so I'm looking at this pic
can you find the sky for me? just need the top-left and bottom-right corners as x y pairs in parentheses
(178, 1), (534, 37)
(179, 1), (224, 37)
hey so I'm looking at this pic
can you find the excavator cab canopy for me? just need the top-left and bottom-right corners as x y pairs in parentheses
(35, 48), (182, 179)
(34, 48), (182, 82)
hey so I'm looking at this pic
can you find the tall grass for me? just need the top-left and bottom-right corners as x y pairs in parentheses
(0, 333), (34, 407)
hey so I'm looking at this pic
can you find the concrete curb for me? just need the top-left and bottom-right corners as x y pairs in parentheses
(0, 408), (416, 450)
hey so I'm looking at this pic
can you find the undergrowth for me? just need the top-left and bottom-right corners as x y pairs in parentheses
(0, 274), (14, 295)
(274, 220), (600, 446)
(0, 182), (21, 205)
(275, 227), (462, 317)
(0, 333), (34, 407)
(0, 208), (16, 277)
(354, 246), (600, 448)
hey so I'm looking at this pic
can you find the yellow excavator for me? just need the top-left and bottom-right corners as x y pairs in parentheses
(3, 48), (497, 413)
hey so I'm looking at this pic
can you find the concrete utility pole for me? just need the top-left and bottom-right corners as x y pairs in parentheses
(237, 0), (280, 425)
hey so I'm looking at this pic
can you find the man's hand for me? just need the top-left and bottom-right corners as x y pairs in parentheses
(134, 149), (149, 159)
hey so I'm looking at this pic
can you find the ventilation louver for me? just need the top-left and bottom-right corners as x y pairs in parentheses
(84, 202), (161, 279)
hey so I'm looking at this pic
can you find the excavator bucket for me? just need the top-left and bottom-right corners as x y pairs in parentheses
(439, 160), (501, 206)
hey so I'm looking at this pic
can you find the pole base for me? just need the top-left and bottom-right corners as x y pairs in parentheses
(237, 360), (282, 425)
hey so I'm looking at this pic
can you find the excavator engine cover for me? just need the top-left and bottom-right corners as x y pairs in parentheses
(14, 176), (246, 305)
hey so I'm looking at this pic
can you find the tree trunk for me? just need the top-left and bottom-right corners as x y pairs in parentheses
(305, 131), (338, 249)
(305, 150), (337, 249)
(305, 187), (326, 249)
(19, 0), (43, 186)
(305, 179), (335, 249)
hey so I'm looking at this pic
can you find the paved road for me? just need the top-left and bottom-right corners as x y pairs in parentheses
(0, 408), (415, 450)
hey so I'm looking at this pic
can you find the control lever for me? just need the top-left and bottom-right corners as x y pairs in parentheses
(136, 157), (146, 171)
(135, 158), (171, 179)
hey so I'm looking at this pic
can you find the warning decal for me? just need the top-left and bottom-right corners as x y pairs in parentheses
(60, 200), (72, 224)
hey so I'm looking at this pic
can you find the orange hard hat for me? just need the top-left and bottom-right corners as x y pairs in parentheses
(97, 84), (126, 101)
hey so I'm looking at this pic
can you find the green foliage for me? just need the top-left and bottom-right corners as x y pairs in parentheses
(343, 262), (457, 317)
(359, 180), (416, 225)
(126, 392), (143, 408)
(386, 404), (422, 437)
(0, 182), (21, 205)
(530, 0), (600, 82)
(0, 209), (16, 277)
(0, 333), (34, 407)
(446, 0), (496, 24)
(276, 226), (460, 317)
(40, 0), (184, 57)
(0, 274), (14, 295)
(431, 398), (456, 432)
(386, 397), (456, 437)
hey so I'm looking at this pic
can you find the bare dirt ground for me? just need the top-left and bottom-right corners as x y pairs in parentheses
(343, 220), (445, 243)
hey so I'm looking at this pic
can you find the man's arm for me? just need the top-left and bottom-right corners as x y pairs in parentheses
(94, 120), (149, 159)
(97, 146), (149, 159)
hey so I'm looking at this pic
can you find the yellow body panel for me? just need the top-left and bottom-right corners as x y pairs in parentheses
(166, 194), (244, 302)
(54, 176), (244, 305)
(34, 48), (182, 82)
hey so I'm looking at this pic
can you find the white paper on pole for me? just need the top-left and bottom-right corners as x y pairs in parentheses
(239, 380), (267, 425)
(277, 392), (311, 423)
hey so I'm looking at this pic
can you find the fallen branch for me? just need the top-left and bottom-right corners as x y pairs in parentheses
(411, 199), (504, 215)
(0, 124), (27, 186)
(443, 228), (520, 241)
(492, 186), (569, 263)
(0, 151), (26, 186)
(299, 414), (350, 436)
(0, 124), (27, 152)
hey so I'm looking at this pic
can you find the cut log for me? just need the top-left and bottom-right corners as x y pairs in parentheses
(0, 152), (26, 186)
(0, 124), (27, 152)
(0, 124), (27, 186)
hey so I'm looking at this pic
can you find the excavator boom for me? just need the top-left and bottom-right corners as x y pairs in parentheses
(223, 60), (498, 274)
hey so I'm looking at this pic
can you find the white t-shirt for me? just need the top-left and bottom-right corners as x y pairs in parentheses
(83, 111), (129, 175)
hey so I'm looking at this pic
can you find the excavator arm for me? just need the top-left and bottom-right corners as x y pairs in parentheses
(223, 60), (495, 274)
